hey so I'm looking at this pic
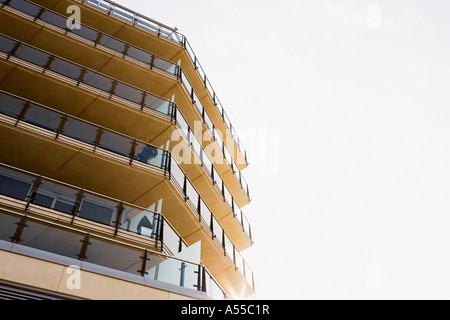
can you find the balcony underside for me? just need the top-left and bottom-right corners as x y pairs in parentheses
(0, 120), (253, 298)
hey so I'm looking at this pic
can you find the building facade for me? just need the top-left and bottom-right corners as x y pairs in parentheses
(0, 0), (254, 300)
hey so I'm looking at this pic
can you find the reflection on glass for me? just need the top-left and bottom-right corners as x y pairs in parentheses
(120, 205), (159, 238)
(133, 142), (165, 169)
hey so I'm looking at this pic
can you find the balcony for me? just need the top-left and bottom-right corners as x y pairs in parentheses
(0, 0), (251, 206)
(0, 30), (253, 248)
(0, 208), (227, 299)
(0, 88), (255, 297)
(24, 0), (249, 169)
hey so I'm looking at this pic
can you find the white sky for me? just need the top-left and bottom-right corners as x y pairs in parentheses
(118, 0), (450, 299)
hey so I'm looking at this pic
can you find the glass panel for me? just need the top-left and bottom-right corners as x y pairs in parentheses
(9, 0), (41, 17)
(32, 180), (78, 215)
(235, 251), (244, 273)
(21, 221), (84, 259)
(191, 135), (202, 159)
(22, 104), (62, 132)
(120, 205), (159, 238)
(98, 130), (132, 157)
(153, 56), (177, 75)
(133, 142), (165, 169)
(213, 167), (223, 194)
(224, 233), (234, 259)
(211, 216), (222, 241)
(111, 6), (134, 21)
(40, 10), (67, 29)
(245, 261), (253, 288)
(163, 221), (181, 255)
(0, 35), (17, 54)
(199, 199), (211, 229)
(183, 262), (199, 290)
(180, 72), (192, 98)
(185, 180), (198, 210)
(205, 272), (225, 300)
(242, 215), (251, 237)
(202, 150), (212, 176)
(78, 193), (118, 226)
(98, 34), (126, 53)
(87, 238), (142, 275)
(147, 256), (198, 289)
(82, 70), (113, 92)
(0, 167), (34, 201)
(61, 117), (98, 144)
(223, 185), (232, 208)
(136, 17), (159, 34)
(49, 57), (83, 80)
(176, 112), (189, 139)
(170, 158), (184, 188)
(204, 112), (213, 131)
(114, 83), (143, 104)
(14, 45), (51, 67)
(72, 25), (99, 42)
(0, 92), (26, 118)
(224, 147), (232, 166)
(127, 46), (151, 64)
(0, 212), (20, 242)
(143, 94), (171, 116)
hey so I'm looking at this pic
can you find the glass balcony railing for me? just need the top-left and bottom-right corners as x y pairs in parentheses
(0, 208), (228, 299)
(0, 0), (251, 203)
(73, 0), (249, 164)
(0, 30), (253, 240)
(0, 89), (255, 290)
(0, 163), (183, 254)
